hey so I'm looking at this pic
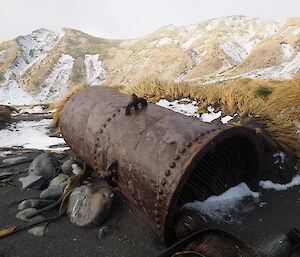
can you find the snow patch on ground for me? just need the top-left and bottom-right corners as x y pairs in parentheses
(201, 106), (222, 122)
(18, 105), (45, 114)
(221, 115), (233, 124)
(155, 100), (229, 124)
(36, 54), (74, 103)
(84, 54), (107, 86)
(149, 37), (178, 47)
(0, 119), (68, 150)
(0, 80), (34, 105)
(273, 150), (287, 163)
(281, 43), (295, 60)
(156, 98), (199, 117)
(183, 182), (260, 222)
(4, 28), (64, 81)
(259, 175), (300, 191)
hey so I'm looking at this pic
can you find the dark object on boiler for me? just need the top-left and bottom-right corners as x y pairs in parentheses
(125, 93), (148, 115)
(59, 86), (292, 245)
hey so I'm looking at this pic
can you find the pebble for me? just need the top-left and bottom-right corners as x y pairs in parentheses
(97, 225), (118, 240)
(18, 199), (55, 211)
(28, 225), (48, 236)
(40, 182), (67, 199)
(16, 208), (45, 223)
(67, 186), (114, 227)
(49, 174), (69, 186)
(2, 156), (31, 165)
(19, 174), (47, 190)
(28, 152), (59, 180)
(61, 159), (74, 175)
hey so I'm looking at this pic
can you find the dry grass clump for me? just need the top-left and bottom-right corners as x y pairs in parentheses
(125, 77), (300, 164)
(48, 84), (88, 129)
(123, 77), (191, 102)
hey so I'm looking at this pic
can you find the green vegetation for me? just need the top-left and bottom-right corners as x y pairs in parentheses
(255, 86), (273, 99)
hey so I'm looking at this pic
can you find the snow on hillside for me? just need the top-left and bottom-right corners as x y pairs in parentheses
(205, 51), (300, 83)
(149, 37), (178, 47)
(0, 81), (34, 105)
(293, 27), (300, 35)
(281, 43), (295, 60)
(84, 54), (107, 86)
(220, 41), (247, 64)
(0, 50), (6, 62)
(4, 28), (64, 81)
(36, 54), (74, 103)
(181, 33), (203, 49)
(252, 52), (300, 80)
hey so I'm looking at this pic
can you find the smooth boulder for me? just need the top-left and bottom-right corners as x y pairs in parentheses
(67, 186), (114, 227)
(28, 152), (59, 179)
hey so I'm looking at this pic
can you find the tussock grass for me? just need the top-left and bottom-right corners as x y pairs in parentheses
(125, 77), (300, 166)
(48, 84), (88, 128)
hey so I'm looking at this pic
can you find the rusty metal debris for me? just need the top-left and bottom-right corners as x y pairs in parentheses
(59, 86), (278, 245)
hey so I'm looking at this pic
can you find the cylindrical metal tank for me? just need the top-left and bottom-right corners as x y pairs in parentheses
(59, 86), (267, 245)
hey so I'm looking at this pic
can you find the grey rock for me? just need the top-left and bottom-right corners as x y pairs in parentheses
(18, 199), (55, 211)
(61, 159), (74, 175)
(0, 170), (18, 177)
(16, 208), (45, 223)
(68, 186), (114, 227)
(28, 225), (48, 236)
(67, 185), (92, 217)
(49, 173), (69, 186)
(19, 174), (47, 190)
(97, 225), (118, 240)
(28, 152), (59, 180)
(40, 182), (67, 199)
(2, 156), (31, 165)
(81, 180), (92, 185)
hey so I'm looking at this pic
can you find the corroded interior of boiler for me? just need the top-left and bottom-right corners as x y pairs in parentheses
(179, 136), (259, 205)
(163, 133), (260, 245)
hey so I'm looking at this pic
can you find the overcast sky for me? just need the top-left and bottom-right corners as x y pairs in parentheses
(1, 0), (299, 42)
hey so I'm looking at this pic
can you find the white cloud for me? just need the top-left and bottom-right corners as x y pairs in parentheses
(1, 0), (299, 42)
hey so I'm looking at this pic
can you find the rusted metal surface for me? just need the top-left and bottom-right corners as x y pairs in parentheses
(59, 86), (268, 245)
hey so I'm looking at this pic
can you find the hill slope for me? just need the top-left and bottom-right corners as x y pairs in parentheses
(0, 16), (299, 104)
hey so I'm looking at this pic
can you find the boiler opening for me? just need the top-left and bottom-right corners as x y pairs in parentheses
(178, 136), (259, 206)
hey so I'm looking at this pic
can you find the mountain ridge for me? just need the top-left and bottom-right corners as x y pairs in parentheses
(0, 15), (299, 105)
